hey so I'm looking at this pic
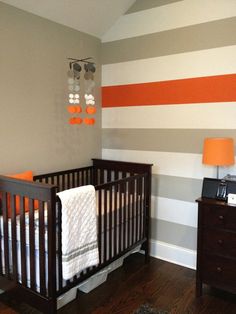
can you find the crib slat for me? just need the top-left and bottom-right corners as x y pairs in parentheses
(135, 178), (139, 243)
(2, 193), (9, 278)
(114, 183), (118, 256)
(101, 169), (105, 185)
(139, 179), (144, 241)
(127, 181), (131, 248)
(56, 175), (60, 189)
(119, 185), (122, 254)
(123, 182), (127, 250)
(20, 196), (27, 286)
(66, 173), (70, 190)
(98, 189), (102, 264)
(82, 171), (85, 186)
(47, 190), (57, 304)
(86, 169), (89, 185)
(107, 170), (111, 183)
(129, 173), (134, 247)
(57, 201), (63, 292)
(104, 189), (107, 262)
(143, 177), (147, 239)
(38, 200), (46, 296)
(0, 193), (3, 275)
(11, 194), (18, 281)
(109, 185), (112, 259)
(72, 172), (75, 188)
(131, 180), (135, 246)
(62, 175), (65, 191)
(75, 171), (79, 187)
(29, 198), (36, 290)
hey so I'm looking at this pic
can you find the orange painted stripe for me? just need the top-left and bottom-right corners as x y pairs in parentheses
(102, 74), (236, 107)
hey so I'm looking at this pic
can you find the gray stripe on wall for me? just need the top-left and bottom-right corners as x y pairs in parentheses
(102, 129), (236, 154)
(102, 17), (236, 64)
(152, 174), (202, 203)
(151, 218), (197, 250)
(126, 0), (182, 14)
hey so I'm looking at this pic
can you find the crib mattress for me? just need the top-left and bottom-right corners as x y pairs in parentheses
(0, 189), (143, 248)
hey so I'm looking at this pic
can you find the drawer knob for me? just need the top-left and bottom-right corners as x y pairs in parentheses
(217, 239), (223, 245)
(216, 267), (222, 273)
(218, 215), (224, 220)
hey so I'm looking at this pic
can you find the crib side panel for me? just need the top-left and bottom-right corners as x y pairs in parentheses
(96, 173), (148, 265)
(34, 166), (94, 191)
(0, 176), (57, 312)
(56, 172), (149, 297)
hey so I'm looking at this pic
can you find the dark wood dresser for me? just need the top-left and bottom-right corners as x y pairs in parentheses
(196, 197), (236, 296)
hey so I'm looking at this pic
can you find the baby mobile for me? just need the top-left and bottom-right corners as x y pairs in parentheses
(67, 57), (96, 125)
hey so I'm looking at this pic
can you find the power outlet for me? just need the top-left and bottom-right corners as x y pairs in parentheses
(228, 193), (236, 205)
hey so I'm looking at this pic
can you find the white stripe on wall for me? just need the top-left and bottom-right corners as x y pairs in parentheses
(151, 196), (198, 228)
(102, 148), (236, 178)
(102, 102), (236, 129)
(102, 148), (217, 179)
(102, 0), (236, 42)
(102, 45), (236, 86)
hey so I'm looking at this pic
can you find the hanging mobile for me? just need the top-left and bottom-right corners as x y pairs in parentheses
(66, 57), (96, 125)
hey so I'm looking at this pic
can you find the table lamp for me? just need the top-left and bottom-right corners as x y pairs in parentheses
(202, 137), (235, 178)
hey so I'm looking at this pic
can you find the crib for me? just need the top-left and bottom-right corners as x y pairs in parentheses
(0, 159), (152, 313)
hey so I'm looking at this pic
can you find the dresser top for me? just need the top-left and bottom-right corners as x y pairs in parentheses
(196, 197), (236, 208)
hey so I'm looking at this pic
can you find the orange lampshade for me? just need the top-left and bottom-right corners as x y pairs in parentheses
(202, 137), (235, 166)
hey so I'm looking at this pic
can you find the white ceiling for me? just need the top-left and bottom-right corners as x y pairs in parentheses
(1, 0), (136, 38)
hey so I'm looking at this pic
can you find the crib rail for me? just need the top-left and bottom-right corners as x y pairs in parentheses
(34, 166), (93, 191)
(92, 158), (152, 185)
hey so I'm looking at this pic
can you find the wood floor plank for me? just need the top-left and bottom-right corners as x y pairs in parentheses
(0, 253), (236, 313)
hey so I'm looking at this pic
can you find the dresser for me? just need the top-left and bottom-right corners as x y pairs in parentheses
(196, 197), (236, 296)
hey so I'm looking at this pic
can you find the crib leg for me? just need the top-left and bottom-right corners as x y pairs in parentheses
(145, 246), (150, 263)
(48, 300), (57, 314)
(143, 240), (150, 263)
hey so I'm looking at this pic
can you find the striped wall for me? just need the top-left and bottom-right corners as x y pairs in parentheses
(101, 0), (236, 269)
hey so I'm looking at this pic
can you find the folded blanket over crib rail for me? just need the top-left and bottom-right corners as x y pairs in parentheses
(57, 185), (99, 280)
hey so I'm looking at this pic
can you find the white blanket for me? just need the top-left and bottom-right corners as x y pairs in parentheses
(57, 185), (99, 280)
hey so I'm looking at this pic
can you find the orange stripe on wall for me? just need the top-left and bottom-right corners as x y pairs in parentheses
(102, 74), (236, 107)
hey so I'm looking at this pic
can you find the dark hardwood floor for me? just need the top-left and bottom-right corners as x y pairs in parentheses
(0, 253), (236, 313)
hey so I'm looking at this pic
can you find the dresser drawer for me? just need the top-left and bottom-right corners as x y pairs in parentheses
(202, 254), (236, 287)
(201, 203), (236, 231)
(203, 228), (236, 257)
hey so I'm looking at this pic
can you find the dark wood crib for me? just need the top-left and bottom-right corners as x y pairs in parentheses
(0, 159), (152, 313)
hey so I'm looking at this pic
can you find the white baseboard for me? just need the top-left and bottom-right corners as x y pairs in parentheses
(149, 239), (197, 270)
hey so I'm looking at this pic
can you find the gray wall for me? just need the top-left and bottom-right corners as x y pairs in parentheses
(0, 2), (101, 175)
(101, 0), (236, 267)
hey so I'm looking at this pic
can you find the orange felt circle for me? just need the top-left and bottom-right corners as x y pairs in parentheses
(69, 117), (77, 124)
(67, 105), (77, 114)
(75, 117), (83, 124)
(84, 118), (95, 125)
(86, 106), (96, 115)
(76, 105), (82, 113)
